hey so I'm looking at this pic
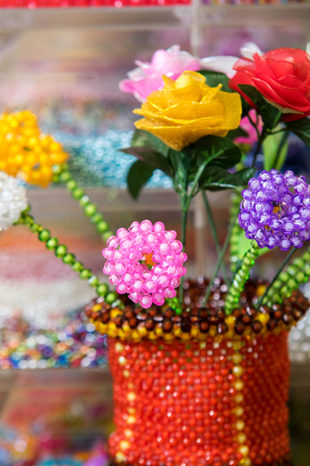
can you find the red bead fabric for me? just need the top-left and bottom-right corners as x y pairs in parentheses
(108, 332), (290, 465)
(0, 0), (190, 7)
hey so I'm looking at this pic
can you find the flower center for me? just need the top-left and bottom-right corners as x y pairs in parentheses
(142, 252), (156, 269)
(271, 202), (281, 215)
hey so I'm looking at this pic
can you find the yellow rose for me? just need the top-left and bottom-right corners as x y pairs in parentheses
(134, 71), (242, 151)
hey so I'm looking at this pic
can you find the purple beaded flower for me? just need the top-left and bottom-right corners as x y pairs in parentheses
(239, 169), (310, 251)
(102, 220), (187, 309)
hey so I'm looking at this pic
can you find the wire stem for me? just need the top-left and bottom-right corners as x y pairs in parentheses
(202, 191), (229, 284)
(202, 214), (236, 306)
(257, 247), (297, 308)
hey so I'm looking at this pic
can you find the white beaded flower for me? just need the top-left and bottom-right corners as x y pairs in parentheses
(0, 171), (27, 231)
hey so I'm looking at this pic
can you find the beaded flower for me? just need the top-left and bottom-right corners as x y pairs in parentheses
(0, 111), (68, 187)
(119, 45), (200, 102)
(102, 220), (187, 309)
(239, 169), (310, 251)
(0, 171), (27, 231)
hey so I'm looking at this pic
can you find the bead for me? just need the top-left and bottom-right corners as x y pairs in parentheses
(66, 179), (77, 190)
(88, 276), (100, 287)
(97, 220), (110, 233)
(59, 171), (71, 183)
(84, 203), (97, 217)
(105, 292), (118, 304)
(97, 283), (109, 297)
(72, 261), (84, 272)
(79, 268), (92, 280)
(91, 213), (102, 224)
(62, 253), (75, 265)
(72, 187), (84, 199)
(55, 245), (67, 257)
(103, 230), (113, 242)
(38, 229), (50, 242)
(46, 237), (58, 250)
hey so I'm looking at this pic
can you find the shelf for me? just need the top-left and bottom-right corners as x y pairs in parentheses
(0, 3), (309, 32)
(0, 6), (190, 31)
(200, 4), (310, 28)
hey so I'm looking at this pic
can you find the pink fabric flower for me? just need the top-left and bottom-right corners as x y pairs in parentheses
(119, 45), (200, 102)
(102, 220), (187, 309)
(235, 109), (263, 146)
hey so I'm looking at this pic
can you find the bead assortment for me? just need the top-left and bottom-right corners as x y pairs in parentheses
(0, 310), (107, 369)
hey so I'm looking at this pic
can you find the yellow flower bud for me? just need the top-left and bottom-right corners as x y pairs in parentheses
(0, 111), (68, 187)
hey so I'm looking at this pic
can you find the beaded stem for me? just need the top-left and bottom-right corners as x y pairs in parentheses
(256, 247), (297, 308)
(17, 209), (117, 302)
(52, 164), (113, 242)
(263, 247), (310, 307)
(229, 189), (243, 274)
(224, 240), (260, 315)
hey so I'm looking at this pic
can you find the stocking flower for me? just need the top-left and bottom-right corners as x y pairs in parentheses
(0, 111), (68, 187)
(119, 45), (201, 102)
(239, 169), (310, 251)
(102, 220), (187, 309)
(201, 42), (262, 78)
(0, 171), (27, 231)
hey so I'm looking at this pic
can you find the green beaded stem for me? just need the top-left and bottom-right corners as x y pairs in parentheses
(52, 164), (113, 242)
(224, 240), (260, 315)
(17, 209), (116, 301)
(229, 189), (243, 274)
(263, 247), (310, 307)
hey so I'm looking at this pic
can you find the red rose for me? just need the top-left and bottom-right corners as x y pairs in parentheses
(229, 48), (310, 121)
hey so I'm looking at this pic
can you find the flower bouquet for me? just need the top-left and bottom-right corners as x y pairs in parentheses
(85, 45), (310, 465)
(0, 45), (310, 465)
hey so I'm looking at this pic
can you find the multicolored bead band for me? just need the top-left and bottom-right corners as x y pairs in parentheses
(85, 279), (309, 343)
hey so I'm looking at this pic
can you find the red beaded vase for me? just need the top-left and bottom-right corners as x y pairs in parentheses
(85, 282), (309, 465)
(108, 333), (290, 466)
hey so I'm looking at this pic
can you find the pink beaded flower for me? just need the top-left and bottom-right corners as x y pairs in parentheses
(119, 45), (200, 102)
(102, 220), (187, 309)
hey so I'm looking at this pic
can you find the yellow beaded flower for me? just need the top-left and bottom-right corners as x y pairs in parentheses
(134, 71), (242, 151)
(0, 111), (68, 187)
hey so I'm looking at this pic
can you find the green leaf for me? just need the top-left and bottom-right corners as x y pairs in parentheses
(130, 129), (170, 156)
(227, 127), (248, 141)
(241, 95), (252, 118)
(285, 117), (310, 146)
(263, 131), (289, 171)
(199, 166), (255, 191)
(127, 160), (155, 199)
(239, 84), (282, 130)
(122, 146), (173, 176)
(197, 70), (232, 93)
(234, 228), (270, 260)
(193, 136), (242, 169)
(168, 148), (192, 195)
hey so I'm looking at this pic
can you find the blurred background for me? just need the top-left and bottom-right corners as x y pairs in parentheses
(0, 2), (309, 465)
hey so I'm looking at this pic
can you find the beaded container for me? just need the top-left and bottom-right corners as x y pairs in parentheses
(86, 279), (309, 465)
